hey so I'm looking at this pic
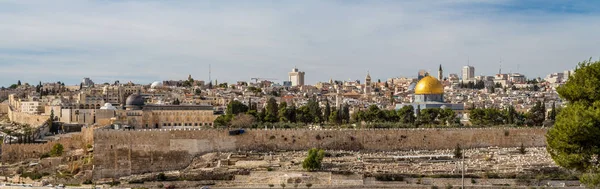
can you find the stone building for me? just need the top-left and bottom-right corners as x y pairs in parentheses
(115, 93), (218, 129)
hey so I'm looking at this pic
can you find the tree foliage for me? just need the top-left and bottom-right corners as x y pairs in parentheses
(547, 59), (600, 188)
(226, 100), (249, 115)
(302, 148), (325, 171)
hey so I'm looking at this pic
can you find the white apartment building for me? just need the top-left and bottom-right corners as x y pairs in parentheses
(462, 66), (475, 80)
(288, 67), (305, 87)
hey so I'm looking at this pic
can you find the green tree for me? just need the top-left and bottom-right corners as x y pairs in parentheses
(50, 143), (64, 157)
(526, 100), (545, 126)
(284, 105), (297, 123)
(454, 144), (462, 159)
(213, 115), (232, 127)
(419, 108), (440, 125)
(438, 108), (456, 126)
(306, 98), (322, 123)
(172, 98), (180, 105)
(549, 102), (557, 121)
(302, 148), (325, 171)
(226, 100), (249, 115)
(278, 102), (289, 122)
(547, 59), (600, 188)
(265, 98), (279, 123)
(329, 107), (340, 125)
(341, 105), (350, 124)
(397, 105), (416, 125)
(323, 101), (331, 122)
(258, 107), (267, 123)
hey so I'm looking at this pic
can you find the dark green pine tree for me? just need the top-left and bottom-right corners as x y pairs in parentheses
(323, 100), (331, 122)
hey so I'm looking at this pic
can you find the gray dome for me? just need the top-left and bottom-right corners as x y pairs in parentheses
(125, 94), (145, 107)
(407, 82), (417, 91)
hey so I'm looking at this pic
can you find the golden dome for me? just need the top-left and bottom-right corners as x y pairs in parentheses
(414, 76), (444, 95)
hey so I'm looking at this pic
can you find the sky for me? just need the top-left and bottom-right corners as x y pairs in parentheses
(0, 0), (599, 87)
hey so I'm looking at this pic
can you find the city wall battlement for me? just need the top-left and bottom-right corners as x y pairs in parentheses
(92, 127), (547, 179)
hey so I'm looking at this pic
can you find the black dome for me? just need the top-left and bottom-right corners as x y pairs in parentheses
(125, 94), (145, 107)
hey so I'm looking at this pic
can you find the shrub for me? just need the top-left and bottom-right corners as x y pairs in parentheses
(128, 180), (145, 184)
(519, 143), (526, 154)
(83, 180), (93, 185)
(50, 143), (64, 157)
(445, 183), (453, 189)
(302, 148), (325, 171)
(267, 167), (273, 171)
(157, 173), (167, 181)
(453, 144), (462, 159)
(20, 172), (43, 180)
(40, 153), (50, 159)
(504, 130), (509, 136)
(374, 174), (404, 181)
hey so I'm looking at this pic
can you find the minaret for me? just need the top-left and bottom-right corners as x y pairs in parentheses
(438, 64), (443, 81)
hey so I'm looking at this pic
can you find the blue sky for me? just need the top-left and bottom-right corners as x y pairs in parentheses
(0, 0), (599, 87)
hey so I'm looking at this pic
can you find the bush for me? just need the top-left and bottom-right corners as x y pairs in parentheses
(40, 153), (50, 159)
(445, 184), (453, 189)
(454, 144), (462, 159)
(519, 143), (526, 154)
(157, 173), (167, 181)
(128, 180), (145, 184)
(50, 143), (64, 157)
(83, 180), (93, 184)
(267, 167), (273, 171)
(374, 174), (404, 181)
(20, 172), (43, 180)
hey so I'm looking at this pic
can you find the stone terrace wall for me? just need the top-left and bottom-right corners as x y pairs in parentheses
(6, 105), (47, 127)
(93, 127), (547, 179)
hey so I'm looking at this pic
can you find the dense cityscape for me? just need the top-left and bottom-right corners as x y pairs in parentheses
(0, 63), (581, 188)
(2, 0), (600, 189)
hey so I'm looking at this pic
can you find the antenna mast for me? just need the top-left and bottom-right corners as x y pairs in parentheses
(209, 64), (212, 82)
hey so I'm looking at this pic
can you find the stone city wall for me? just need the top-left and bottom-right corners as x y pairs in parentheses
(1, 127), (94, 163)
(6, 104), (48, 127)
(0, 103), (8, 114)
(2, 134), (86, 163)
(93, 127), (547, 179)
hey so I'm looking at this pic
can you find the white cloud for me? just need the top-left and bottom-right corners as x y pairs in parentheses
(0, 0), (598, 87)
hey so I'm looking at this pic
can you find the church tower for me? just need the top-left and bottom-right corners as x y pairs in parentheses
(438, 64), (443, 81)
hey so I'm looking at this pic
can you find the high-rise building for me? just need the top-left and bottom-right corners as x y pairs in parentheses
(462, 66), (475, 80)
(288, 67), (305, 86)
